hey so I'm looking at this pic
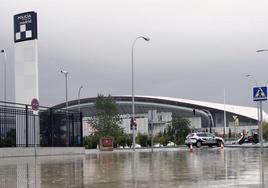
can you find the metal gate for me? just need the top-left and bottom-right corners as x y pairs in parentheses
(0, 101), (83, 147)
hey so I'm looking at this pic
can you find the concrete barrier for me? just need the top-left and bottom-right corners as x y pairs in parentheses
(0, 147), (85, 158)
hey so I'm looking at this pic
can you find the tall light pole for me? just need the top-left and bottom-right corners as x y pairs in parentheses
(60, 70), (69, 146)
(202, 109), (214, 133)
(245, 74), (258, 86)
(256, 49), (268, 53)
(256, 49), (268, 150)
(0, 49), (7, 103)
(60, 70), (69, 112)
(131, 36), (150, 151)
(223, 88), (227, 137)
(78, 85), (83, 113)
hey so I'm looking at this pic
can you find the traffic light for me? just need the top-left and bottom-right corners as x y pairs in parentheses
(130, 117), (133, 130)
(134, 121), (137, 130)
(130, 117), (137, 130)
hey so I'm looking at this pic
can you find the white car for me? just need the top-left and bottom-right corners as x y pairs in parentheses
(185, 132), (224, 148)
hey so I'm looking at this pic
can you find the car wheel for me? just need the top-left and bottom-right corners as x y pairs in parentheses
(217, 141), (222, 147)
(196, 141), (201, 148)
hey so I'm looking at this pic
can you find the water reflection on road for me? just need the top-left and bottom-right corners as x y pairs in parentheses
(0, 148), (267, 188)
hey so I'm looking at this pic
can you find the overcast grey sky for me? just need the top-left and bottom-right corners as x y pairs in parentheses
(1, 0), (268, 111)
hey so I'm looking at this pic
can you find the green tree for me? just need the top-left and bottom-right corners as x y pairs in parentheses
(154, 131), (168, 146)
(88, 94), (123, 139)
(84, 134), (99, 149)
(116, 133), (132, 147)
(136, 133), (149, 147)
(126, 136), (132, 147)
(116, 135), (126, 147)
(167, 115), (191, 145)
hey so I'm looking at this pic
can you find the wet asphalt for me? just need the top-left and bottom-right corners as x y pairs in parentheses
(0, 147), (267, 188)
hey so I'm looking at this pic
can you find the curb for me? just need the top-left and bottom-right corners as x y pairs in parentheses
(224, 144), (268, 148)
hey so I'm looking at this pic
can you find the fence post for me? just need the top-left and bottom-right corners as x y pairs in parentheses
(80, 112), (83, 146)
(25, 105), (28, 147)
(49, 108), (53, 146)
(70, 114), (73, 146)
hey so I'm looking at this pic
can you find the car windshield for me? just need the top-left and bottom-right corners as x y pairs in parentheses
(206, 133), (214, 137)
(197, 133), (206, 137)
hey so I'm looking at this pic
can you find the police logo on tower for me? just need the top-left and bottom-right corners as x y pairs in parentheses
(14, 11), (37, 43)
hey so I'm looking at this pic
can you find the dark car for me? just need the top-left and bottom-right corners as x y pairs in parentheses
(237, 132), (259, 145)
(185, 132), (224, 148)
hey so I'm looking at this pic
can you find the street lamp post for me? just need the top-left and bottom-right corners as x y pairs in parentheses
(131, 36), (150, 151)
(255, 49), (268, 151)
(0, 49), (7, 103)
(1, 49), (7, 142)
(223, 88), (227, 137)
(245, 74), (258, 87)
(60, 70), (69, 112)
(256, 49), (268, 53)
(202, 109), (214, 133)
(60, 70), (69, 145)
(78, 86), (83, 113)
(245, 74), (261, 148)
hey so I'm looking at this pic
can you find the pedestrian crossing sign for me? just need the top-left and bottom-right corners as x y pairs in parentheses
(253, 86), (267, 101)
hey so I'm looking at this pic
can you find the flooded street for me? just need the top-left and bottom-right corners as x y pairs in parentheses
(0, 148), (267, 188)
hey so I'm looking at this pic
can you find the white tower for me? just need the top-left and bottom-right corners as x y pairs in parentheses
(14, 11), (39, 147)
(14, 11), (38, 104)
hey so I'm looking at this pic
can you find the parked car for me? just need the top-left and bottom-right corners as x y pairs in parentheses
(236, 132), (259, 145)
(185, 132), (224, 148)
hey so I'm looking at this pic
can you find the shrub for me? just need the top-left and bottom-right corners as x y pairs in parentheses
(136, 133), (149, 147)
(116, 134), (131, 147)
(154, 132), (168, 146)
(84, 135), (99, 149)
(126, 136), (132, 147)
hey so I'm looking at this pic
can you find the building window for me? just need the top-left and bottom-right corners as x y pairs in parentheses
(217, 118), (222, 124)
(158, 115), (162, 122)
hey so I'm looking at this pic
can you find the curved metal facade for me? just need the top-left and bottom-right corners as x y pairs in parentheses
(53, 95), (258, 129)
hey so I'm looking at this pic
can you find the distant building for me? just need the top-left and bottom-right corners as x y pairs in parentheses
(53, 95), (267, 136)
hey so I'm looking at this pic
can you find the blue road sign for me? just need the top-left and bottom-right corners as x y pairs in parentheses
(253, 86), (267, 101)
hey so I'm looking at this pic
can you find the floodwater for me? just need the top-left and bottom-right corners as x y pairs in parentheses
(0, 148), (267, 188)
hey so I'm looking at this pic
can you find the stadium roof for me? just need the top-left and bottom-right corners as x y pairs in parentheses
(55, 95), (268, 121)
(123, 95), (267, 121)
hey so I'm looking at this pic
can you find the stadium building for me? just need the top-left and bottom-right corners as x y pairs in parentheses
(53, 95), (268, 137)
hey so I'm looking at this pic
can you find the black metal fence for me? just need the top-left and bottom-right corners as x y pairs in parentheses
(0, 101), (83, 147)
